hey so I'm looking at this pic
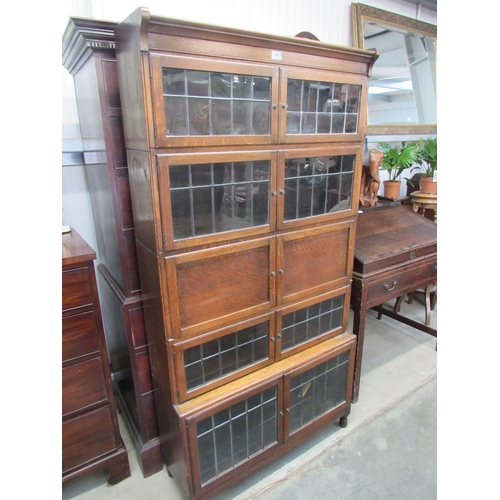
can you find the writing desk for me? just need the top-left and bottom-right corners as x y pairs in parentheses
(351, 204), (437, 402)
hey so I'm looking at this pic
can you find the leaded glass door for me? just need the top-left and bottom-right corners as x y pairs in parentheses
(151, 54), (279, 148)
(277, 145), (363, 230)
(187, 379), (282, 493)
(284, 345), (353, 442)
(279, 68), (368, 144)
(159, 151), (277, 250)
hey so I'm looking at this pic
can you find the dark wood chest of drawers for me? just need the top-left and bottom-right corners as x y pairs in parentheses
(62, 229), (130, 484)
(350, 204), (437, 401)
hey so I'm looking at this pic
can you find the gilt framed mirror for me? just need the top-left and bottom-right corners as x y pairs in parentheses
(351, 3), (437, 135)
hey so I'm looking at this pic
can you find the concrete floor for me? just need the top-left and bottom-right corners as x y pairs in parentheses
(62, 295), (437, 500)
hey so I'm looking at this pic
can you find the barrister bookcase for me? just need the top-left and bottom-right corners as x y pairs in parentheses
(115, 7), (378, 498)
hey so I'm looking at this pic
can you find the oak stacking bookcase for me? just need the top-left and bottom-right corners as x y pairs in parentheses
(114, 7), (378, 498)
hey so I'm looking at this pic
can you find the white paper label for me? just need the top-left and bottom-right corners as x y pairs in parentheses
(271, 50), (282, 60)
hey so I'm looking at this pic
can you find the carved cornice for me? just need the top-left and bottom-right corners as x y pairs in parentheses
(62, 17), (118, 75)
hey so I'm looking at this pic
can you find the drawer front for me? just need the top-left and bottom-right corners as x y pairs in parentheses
(367, 259), (437, 306)
(62, 267), (93, 311)
(62, 405), (118, 474)
(62, 357), (108, 416)
(62, 311), (100, 363)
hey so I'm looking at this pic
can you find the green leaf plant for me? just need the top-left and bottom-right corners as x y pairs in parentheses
(377, 142), (418, 182)
(409, 137), (437, 179)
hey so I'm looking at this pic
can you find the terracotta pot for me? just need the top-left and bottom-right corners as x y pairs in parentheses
(419, 176), (437, 195)
(383, 180), (401, 199)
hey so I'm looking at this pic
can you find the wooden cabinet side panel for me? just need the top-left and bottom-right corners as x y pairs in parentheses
(115, 9), (152, 152)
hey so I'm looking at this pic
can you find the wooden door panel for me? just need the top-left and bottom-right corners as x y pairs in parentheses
(278, 221), (354, 305)
(165, 238), (276, 339)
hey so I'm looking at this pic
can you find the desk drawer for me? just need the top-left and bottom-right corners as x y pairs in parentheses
(367, 259), (437, 305)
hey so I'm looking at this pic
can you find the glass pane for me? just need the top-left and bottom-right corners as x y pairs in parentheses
(164, 96), (188, 136)
(301, 81), (317, 112)
(169, 160), (270, 242)
(281, 295), (345, 352)
(170, 189), (192, 240)
(211, 73), (232, 98)
(301, 113), (316, 133)
(196, 387), (278, 485)
(188, 98), (210, 135)
(317, 113), (331, 133)
(331, 115), (345, 133)
(288, 351), (349, 435)
(183, 321), (269, 392)
(187, 70), (209, 96)
(345, 114), (358, 133)
(286, 79), (361, 135)
(163, 68), (185, 95)
(286, 112), (301, 134)
(192, 186), (214, 236)
(233, 75), (253, 99)
(283, 156), (355, 221)
(253, 77), (270, 100)
(233, 100), (252, 134)
(212, 100), (232, 135)
(163, 67), (271, 137)
(252, 103), (270, 134)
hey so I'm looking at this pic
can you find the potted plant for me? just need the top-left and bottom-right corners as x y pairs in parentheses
(378, 142), (418, 199)
(408, 138), (437, 194)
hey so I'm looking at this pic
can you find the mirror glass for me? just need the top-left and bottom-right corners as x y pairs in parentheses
(352, 3), (437, 135)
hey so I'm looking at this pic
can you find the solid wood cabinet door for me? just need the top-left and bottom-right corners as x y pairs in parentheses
(277, 221), (355, 305)
(158, 151), (277, 251)
(279, 67), (368, 144)
(164, 237), (277, 339)
(150, 54), (279, 148)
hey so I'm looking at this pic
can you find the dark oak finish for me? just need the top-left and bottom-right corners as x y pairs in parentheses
(62, 229), (130, 485)
(114, 7), (378, 498)
(350, 204), (437, 402)
(62, 18), (162, 476)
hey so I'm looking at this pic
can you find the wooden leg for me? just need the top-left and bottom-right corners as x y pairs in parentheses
(351, 278), (368, 403)
(424, 286), (431, 326)
(393, 295), (405, 313)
